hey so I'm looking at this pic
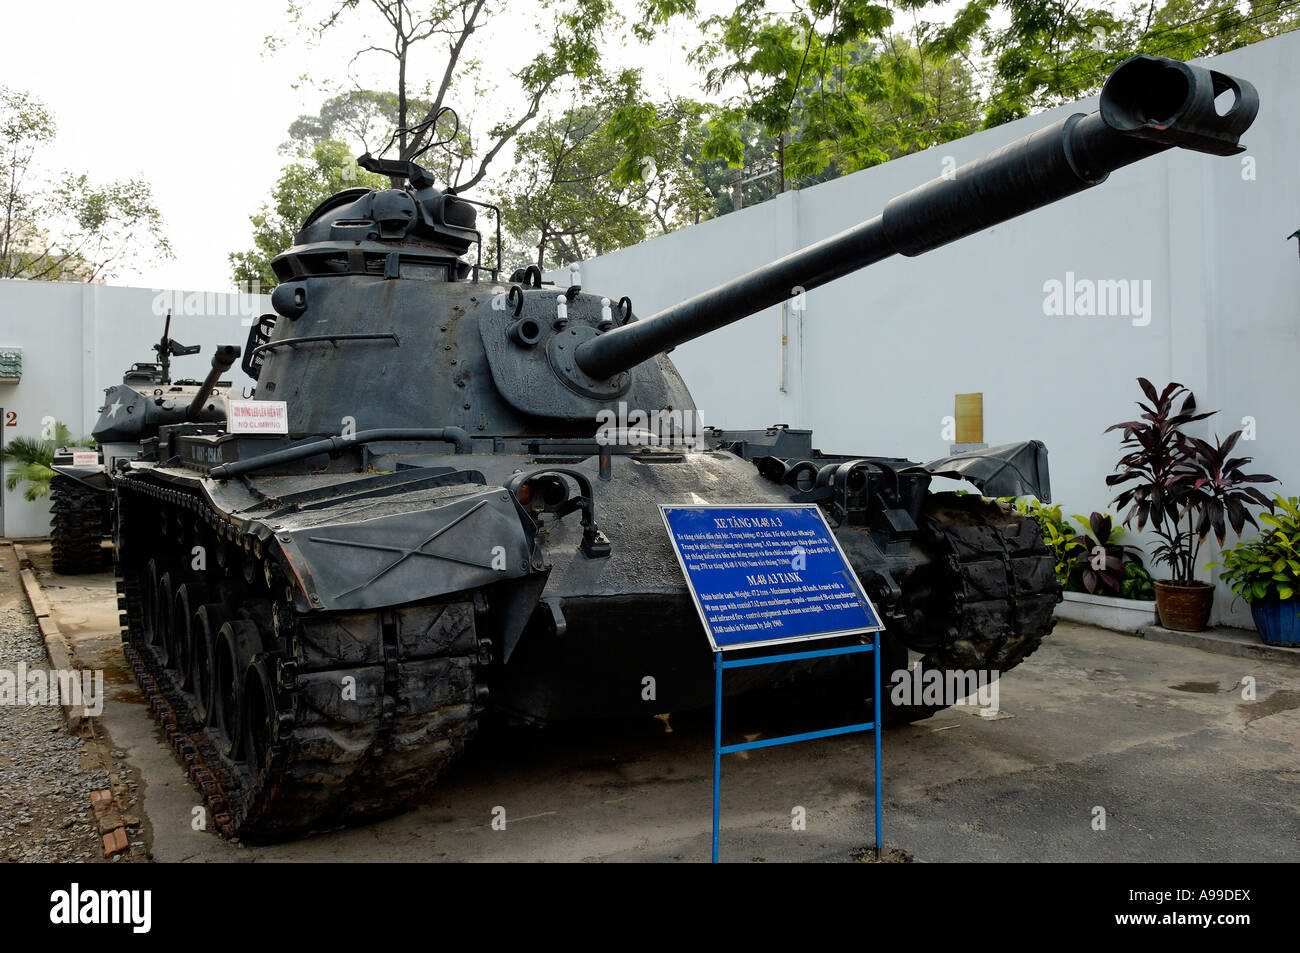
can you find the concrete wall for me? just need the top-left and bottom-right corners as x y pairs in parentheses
(0, 281), (265, 538)
(548, 34), (1300, 627)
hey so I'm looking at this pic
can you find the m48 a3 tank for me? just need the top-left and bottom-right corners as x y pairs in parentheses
(49, 314), (237, 574)
(112, 55), (1257, 840)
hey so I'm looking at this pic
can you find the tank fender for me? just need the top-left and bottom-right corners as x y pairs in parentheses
(49, 463), (111, 492)
(273, 485), (544, 613)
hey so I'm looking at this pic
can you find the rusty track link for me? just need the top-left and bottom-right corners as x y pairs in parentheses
(50, 474), (110, 575)
(910, 492), (1062, 673)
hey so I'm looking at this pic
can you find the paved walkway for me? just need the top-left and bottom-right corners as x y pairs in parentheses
(18, 542), (1300, 862)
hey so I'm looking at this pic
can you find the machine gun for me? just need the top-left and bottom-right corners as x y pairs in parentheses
(150, 309), (201, 384)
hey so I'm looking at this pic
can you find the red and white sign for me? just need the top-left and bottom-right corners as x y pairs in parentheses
(228, 400), (289, 435)
(72, 451), (99, 467)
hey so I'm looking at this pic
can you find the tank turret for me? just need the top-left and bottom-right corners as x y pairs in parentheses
(247, 55), (1254, 446)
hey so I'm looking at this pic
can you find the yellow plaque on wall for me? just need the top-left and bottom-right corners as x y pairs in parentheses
(955, 393), (983, 444)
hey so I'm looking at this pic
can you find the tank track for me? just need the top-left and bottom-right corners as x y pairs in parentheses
(878, 492), (1061, 723)
(114, 475), (485, 842)
(49, 474), (110, 574)
(901, 492), (1061, 672)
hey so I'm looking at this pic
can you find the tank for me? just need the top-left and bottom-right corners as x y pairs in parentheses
(48, 313), (238, 574)
(109, 55), (1258, 840)
(49, 446), (112, 574)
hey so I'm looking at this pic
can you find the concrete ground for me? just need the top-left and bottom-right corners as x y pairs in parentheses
(17, 541), (1300, 863)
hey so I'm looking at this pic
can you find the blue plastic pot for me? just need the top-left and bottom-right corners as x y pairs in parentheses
(1250, 596), (1300, 647)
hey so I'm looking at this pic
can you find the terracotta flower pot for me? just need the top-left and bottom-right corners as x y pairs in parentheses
(1154, 580), (1214, 631)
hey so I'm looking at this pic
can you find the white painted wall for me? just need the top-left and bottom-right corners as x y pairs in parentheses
(0, 281), (265, 538)
(550, 34), (1300, 626)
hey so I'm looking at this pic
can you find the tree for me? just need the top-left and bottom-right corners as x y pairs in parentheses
(0, 87), (170, 282)
(498, 104), (645, 269)
(2, 422), (80, 501)
(229, 139), (388, 288)
(286, 88), (423, 156)
(280, 0), (630, 192)
(1134, 0), (1300, 59)
(981, 0), (1300, 127)
(621, 1), (986, 193)
(625, 0), (1300, 206)
(495, 75), (711, 270)
(285, 88), (478, 195)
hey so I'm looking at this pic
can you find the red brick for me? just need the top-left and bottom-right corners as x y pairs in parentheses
(102, 828), (129, 857)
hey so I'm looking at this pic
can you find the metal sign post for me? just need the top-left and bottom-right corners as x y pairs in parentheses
(712, 639), (882, 862)
(659, 503), (886, 863)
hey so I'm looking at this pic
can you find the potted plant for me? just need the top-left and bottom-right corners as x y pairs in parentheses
(1067, 511), (1146, 597)
(1212, 496), (1300, 646)
(1106, 379), (1276, 631)
(1011, 500), (1158, 630)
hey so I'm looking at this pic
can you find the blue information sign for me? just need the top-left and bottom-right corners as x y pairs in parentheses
(660, 504), (883, 651)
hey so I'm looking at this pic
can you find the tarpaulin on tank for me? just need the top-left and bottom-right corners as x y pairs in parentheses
(920, 440), (1052, 503)
(219, 474), (540, 613)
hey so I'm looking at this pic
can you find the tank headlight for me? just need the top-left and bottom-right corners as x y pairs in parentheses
(517, 475), (569, 511)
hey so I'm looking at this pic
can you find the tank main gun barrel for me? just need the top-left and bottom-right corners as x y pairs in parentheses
(186, 345), (241, 421)
(574, 55), (1257, 381)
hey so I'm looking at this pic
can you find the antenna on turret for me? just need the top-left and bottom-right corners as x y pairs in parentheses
(361, 106), (461, 190)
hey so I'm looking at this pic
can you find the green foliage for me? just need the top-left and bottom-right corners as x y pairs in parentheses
(247, 0), (653, 274)
(229, 140), (387, 289)
(287, 89), (427, 157)
(684, 1), (985, 183)
(2, 422), (74, 501)
(495, 74), (713, 269)
(248, 0), (1300, 272)
(1008, 498), (1155, 598)
(1, 87), (170, 281)
(614, 0), (1300, 223)
(1135, 0), (1300, 60)
(982, 0), (1300, 126)
(281, 0), (627, 192)
(1212, 496), (1300, 604)
(1120, 561), (1156, 600)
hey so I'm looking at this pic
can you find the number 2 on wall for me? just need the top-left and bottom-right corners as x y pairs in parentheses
(4, 412), (15, 427)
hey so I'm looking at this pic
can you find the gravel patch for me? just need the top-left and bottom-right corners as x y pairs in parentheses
(0, 605), (104, 862)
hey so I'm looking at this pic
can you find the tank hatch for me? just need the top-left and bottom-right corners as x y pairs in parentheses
(270, 163), (479, 284)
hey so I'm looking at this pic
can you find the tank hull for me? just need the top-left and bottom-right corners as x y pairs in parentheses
(111, 442), (1057, 839)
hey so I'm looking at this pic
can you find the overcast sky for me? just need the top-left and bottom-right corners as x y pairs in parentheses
(1, 0), (726, 292)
